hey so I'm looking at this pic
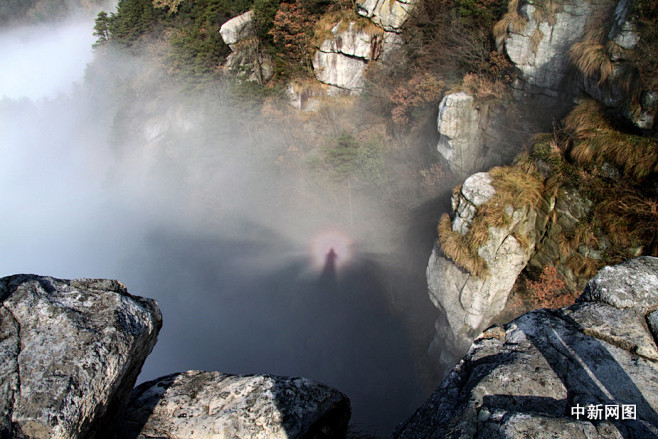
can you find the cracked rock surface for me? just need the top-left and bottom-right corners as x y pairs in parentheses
(117, 370), (351, 439)
(0, 275), (162, 439)
(398, 257), (658, 438)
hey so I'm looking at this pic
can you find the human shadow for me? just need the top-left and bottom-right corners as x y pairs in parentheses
(482, 307), (658, 437)
(319, 247), (338, 289)
(123, 221), (421, 436)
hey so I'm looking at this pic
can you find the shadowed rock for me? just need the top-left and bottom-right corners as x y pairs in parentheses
(396, 257), (658, 438)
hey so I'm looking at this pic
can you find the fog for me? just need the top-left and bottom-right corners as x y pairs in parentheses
(0, 10), (443, 435)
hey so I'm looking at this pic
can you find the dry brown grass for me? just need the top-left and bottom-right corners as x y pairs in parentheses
(565, 100), (658, 181)
(533, 0), (561, 26)
(569, 40), (614, 85)
(530, 28), (544, 53)
(489, 166), (544, 209)
(437, 164), (543, 278)
(437, 213), (488, 277)
(493, 0), (527, 49)
(567, 253), (602, 280)
(313, 10), (382, 46)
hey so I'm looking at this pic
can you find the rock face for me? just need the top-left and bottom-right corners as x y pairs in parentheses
(118, 370), (351, 439)
(528, 185), (594, 292)
(219, 11), (273, 84)
(396, 257), (658, 438)
(499, 0), (593, 98)
(436, 92), (483, 176)
(0, 275), (162, 439)
(219, 11), (254, 46)
(313, 0), (416, 93)
(356, 0), (416, 33)
(427, 172), (538, 367)
(313, 21), (384, 93)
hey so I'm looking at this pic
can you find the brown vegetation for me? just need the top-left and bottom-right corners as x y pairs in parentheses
(437, 164), (543, 278)
(526, 264), (577, 308)
(565, 100), (658, 181)
(569, 39), (614, 86)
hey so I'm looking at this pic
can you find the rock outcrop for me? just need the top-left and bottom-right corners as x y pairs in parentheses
(497, 0), (593, 100)
(396, 257), (658, 438)
(312, 0), (416, 93)
(0, 275), (162, 439)
(356, 0), (416, 33)
(118, 370), (351, 439)
(219, 11), (273, 84)
(427, 172), (539, 367)
(435, 92), (483, 176)
(528, 185), (595, 292)
(312, 20), (384, 94)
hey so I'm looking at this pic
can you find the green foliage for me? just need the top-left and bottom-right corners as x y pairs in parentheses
(107, 0), (162, 46)
(169, 26), (228, 83)
(93, 11), (111, 47)
(323, 131), (360, 180)
(269, 1), (317, 76)
(319, 131), (387, 187)
(455, 0), (508, 26)
(253, 0), (280, 38)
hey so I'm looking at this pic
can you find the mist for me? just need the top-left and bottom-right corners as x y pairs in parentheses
(0, 9), (443, 435)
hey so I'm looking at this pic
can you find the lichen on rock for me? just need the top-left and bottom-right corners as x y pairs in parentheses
(118, 370), (351, 439)
(0, 275), (162, 439)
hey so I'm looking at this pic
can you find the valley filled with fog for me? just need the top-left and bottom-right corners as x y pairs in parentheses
(0, 10), (443, 434)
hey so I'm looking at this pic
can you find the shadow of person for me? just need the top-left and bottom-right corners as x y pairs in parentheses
(319, 247), (338, 288)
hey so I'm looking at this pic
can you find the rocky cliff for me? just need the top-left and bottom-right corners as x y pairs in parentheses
(428, 168), (543, 368)
(0, 275), (162, 438)
(397, 257), (658, 438)
(0, 275), (351, 439)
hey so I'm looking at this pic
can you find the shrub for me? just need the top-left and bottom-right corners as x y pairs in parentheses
(269, 0), (317, 73)
(526, 264), (575, 308)
(389, 73), (446, 129)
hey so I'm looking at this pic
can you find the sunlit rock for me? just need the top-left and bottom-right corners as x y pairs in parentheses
(118, 370), (351, 439)
(499, 0), (592, 97)
(427, 172), (538, 367)
(0, 275), (161, 439)
(356, 0), (417, 33)
(313, 21), (384, 93)
(219, 11), (255, 46)
(396, 257), (658, 438)
(219, 12), (273, 84)
(436, 92), (483, 177)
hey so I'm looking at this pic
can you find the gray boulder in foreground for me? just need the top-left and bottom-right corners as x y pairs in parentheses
(395, 257), (658, 438)
(0, 275), (162, 439)
(118, 370), (351, 439)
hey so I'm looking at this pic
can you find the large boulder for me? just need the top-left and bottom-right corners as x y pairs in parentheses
(356, 0), (416, 33)
(118, 370), (351, 439)
(498, 0), (593, 98)
(219, 11), (255, 46)
(436, 92), (483, 177)
(0, 275), (162, 439)
(428, 172), (539, 368)
(219, 11), (273, 84)
(396, 257), (658, 438)
(313, 21), (384, 94)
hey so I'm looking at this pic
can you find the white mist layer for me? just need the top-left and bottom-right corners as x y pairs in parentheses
(0, 18), (95, 100)
(0, 13), (431, 435)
